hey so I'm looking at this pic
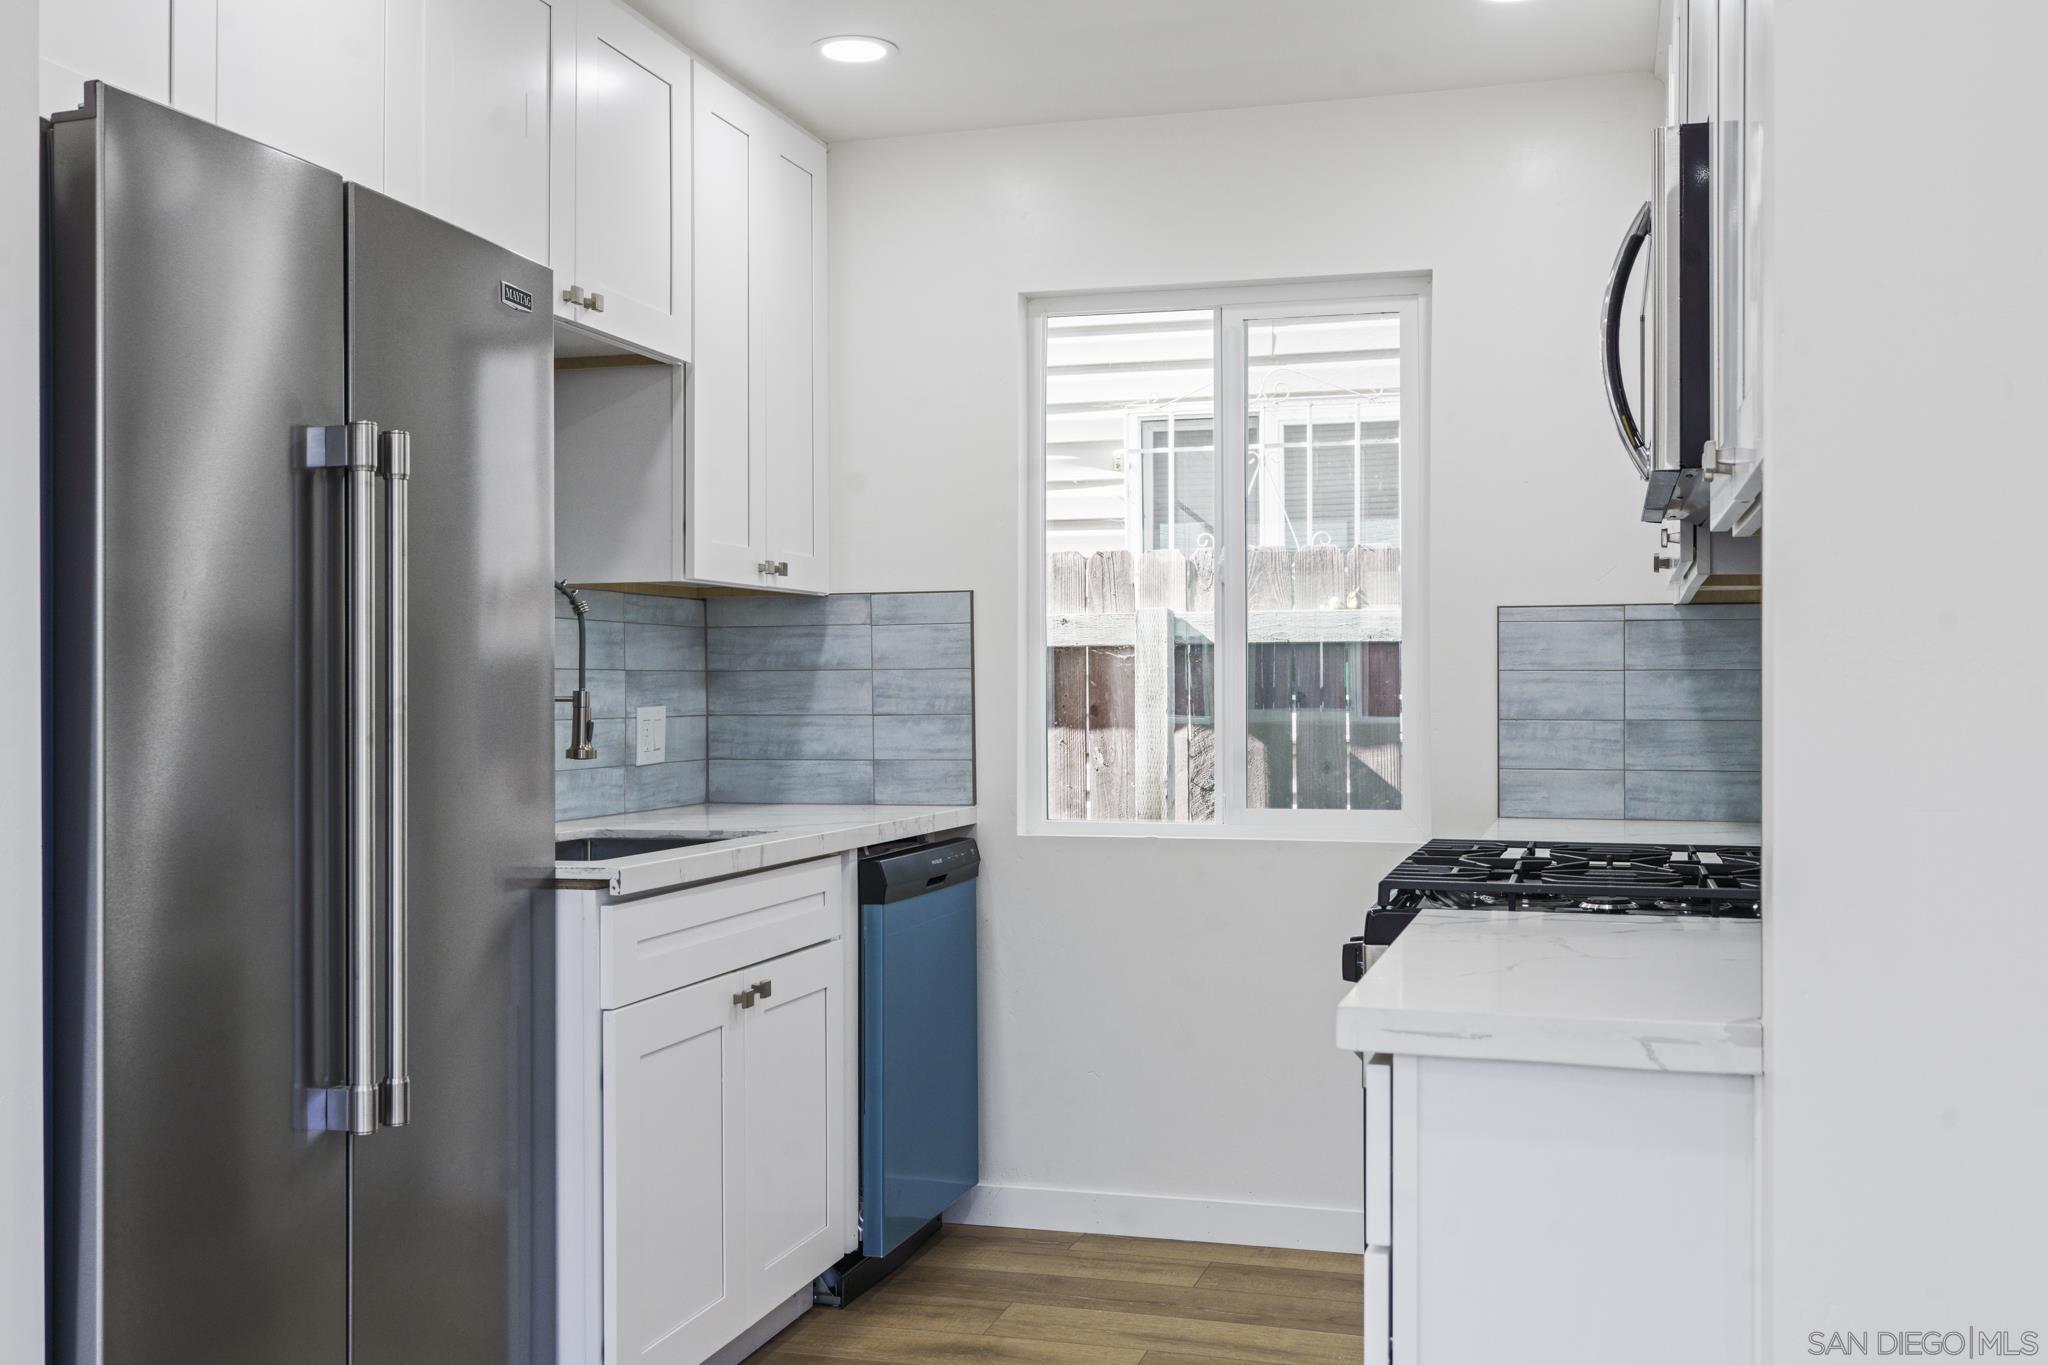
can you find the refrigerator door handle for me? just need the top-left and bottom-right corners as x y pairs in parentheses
(307, 420), (382, 1138)
(379, 429), (412, 1129)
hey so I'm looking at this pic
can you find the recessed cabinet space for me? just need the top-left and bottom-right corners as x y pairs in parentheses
(690, 63), (829, 593)
(555, 355), (686, 584)
(553, 0), (692, 361)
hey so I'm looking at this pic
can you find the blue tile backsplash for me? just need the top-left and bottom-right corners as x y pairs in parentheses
(1497, 603), (1761, 823)
(554, 589), (975, 821)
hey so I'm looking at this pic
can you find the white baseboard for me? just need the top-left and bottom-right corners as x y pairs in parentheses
(946, 1182), (1364, 1254)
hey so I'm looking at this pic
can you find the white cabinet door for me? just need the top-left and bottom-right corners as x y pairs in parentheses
(740, 940), (846, 1312)
(689, 63), (765, 586)
(39, 0), (170, 117)
(177, 0), (389, 187)
(603, 970), (747, 1365)
(385, 0), (563, 266)
(690, 62), (829, 592)
(757, 125), (829, 593)
(556, 0), (691, 359)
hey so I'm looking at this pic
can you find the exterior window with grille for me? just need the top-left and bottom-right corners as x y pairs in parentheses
(1025, 281), (1430, 837)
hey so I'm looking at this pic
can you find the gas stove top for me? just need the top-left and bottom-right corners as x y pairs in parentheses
(1380, 838), (1761, 912)
(1341, 838), (1762, 981)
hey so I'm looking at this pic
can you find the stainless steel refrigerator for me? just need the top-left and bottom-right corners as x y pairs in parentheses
(46, 84), (554, 1364)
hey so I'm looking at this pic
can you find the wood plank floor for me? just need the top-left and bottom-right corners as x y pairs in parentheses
(752, 1224), (1364, 1364)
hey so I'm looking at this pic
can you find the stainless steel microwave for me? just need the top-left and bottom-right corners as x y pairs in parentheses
(1603, 121), (1712, 524)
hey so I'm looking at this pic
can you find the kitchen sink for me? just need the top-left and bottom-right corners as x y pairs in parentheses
(553, 833), (757, 862)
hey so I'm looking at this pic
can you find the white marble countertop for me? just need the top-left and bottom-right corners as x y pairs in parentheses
(1476, 817), (1763, 845)
(1335, 908), (1763, 1075)
(555, 803), (977, 898)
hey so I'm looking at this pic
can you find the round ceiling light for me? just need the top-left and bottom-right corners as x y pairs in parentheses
(815, 35), (897, 64)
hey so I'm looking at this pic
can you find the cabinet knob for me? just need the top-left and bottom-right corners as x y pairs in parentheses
(1652, 554), (1676, 572)
(756, 560), (790, 577)
(751, 979), (773, 1001)
(562, 285), (585, 308)
(587, 293), (605, 313)
(733, 988), (758, 1009)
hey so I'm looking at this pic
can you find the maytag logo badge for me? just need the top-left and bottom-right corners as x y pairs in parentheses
(500, 281), (535, 313)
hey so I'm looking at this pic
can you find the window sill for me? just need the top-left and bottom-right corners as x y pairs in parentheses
(1017, 815), (1431, 846)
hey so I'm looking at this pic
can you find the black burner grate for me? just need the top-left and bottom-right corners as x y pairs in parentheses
(1378, 838), (1762, 914)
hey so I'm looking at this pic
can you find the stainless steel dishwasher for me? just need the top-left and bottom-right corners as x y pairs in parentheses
(815, 836), (980, 1306)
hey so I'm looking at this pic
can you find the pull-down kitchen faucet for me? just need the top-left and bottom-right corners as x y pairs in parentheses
(554, 581), (596, 760)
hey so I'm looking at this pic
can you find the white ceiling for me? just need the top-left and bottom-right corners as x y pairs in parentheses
(629, 0), (1663, 143)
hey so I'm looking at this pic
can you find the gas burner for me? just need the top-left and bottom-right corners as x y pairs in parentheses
(1546, 844), (1674, 865)
(1418, 840), (1510, 859)
(1538, 863), (1687, 888)
(1703, 853), (1761, 886)
(1397, 860), (1494, 881)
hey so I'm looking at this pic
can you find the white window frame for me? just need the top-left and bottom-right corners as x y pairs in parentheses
(1020, 276), (1432, 842)
(1125, 410), (1218, 556)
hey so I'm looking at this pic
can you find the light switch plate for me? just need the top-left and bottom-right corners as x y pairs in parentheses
(634, 705), (666, 765)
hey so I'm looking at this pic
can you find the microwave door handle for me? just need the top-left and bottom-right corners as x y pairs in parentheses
(1601, 200), (1654, 479)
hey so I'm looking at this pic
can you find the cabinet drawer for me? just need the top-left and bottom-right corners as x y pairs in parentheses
(602, 858), (842, 1008)
(1365, 1053), (1392, 1246)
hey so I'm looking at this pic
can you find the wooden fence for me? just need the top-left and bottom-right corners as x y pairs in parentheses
(1046, 545), (1403, 821)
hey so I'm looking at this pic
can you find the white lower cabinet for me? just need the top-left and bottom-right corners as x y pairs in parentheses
(1362, 1246), (1391, 1365)
(604, 968), (748, 1365)
(557, 857), (852, 1365)
(1366, 1052), (1756, 1365)
(738, 942), (847, 1312)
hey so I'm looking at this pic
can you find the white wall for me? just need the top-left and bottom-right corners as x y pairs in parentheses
(830, 73), (1664, 1247)
(1763, 1), (2048, 1353)
(3, 0), (46, 1349)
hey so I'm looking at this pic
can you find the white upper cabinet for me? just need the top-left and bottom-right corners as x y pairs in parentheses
(689, 63), (829, 592)
(553, 0), (692, 361)
(183, 0), (392, 189)
(38, 0), (169, 116)
(758, 132), (828, 593)
(48, 0), (830, 592)
(387, 0), (564, 268)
